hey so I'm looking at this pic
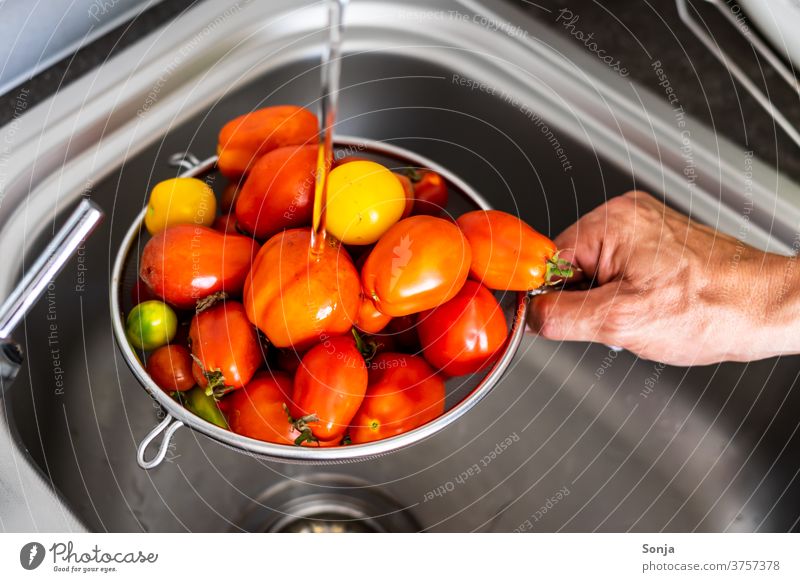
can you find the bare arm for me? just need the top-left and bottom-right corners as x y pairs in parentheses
(527, 190), (800, 366)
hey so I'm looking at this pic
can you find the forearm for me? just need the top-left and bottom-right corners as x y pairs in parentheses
(744, 251), (800, 360)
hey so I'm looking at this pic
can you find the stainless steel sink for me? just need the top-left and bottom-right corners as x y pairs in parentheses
(2, 0), (800, 532)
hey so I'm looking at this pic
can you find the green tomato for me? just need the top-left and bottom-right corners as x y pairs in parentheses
(125, 300), (177, 351)
(182, 386), (228, 429)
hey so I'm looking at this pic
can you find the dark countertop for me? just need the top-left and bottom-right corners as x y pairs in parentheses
(525, 0), (800, 180)
(2, 0), (799, 179)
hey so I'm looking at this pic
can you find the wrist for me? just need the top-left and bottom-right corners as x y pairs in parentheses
(747, 251), (800, 359)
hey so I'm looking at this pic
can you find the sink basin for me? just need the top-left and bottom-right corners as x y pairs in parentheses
(3, 0), (800, 532)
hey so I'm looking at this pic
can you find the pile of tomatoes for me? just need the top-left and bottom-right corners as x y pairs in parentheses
(124, 104), (572, 447)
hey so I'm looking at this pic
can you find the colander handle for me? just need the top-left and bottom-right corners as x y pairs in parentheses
(137, 414), (185, 470)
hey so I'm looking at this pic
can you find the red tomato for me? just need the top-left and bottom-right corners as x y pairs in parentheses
(393, 172), (415, 219)
(217, 105), (318, 178)
(456, 210), (571, 290)
(224, 371), (338, 446)
(235, 145), (317, 239)
(361, 215), (471, 317)
(410, 169), (448, 216)
(224, 372), (294, 443)
(213, 213), (239, 235)
(289, 336), (368, 442)
(355, 293), (392, 334)
(189, 301), (262, 393)
(417, 280), (507, 376)
(243, 228), (360, 349)
(146, 344), (195, 392)
(349, 353), (445, 444)
(140, 225), (259, 309)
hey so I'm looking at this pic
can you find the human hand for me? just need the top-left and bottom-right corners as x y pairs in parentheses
(527, 190), (800, 366)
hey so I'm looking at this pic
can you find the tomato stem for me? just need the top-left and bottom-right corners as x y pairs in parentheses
(190, 353), (230, 399)
(195, 291), (228, 314)
(544, 251), (577, 286)
(398, 167), (422, 183)
(351, 328), (378, 364)
(291, 412), (321, 447)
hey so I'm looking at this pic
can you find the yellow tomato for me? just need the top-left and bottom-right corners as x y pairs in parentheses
(325, 160), (406, 245)
(144, 177), (217, 235)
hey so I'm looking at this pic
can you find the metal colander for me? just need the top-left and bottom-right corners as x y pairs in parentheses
(111, 137), (530, 468)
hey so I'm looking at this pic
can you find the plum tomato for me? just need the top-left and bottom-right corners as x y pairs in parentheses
(348, 353), (445, 444)
(146, 344), (195, 392)
(326, 160), (407, 245)
(355, 293), (392, 334)
(224, 371), (295, 444)
(243, 228), (360, 349)
(217, 105), (318, 178)
(189, 301), (262, 395)
(144, 177), (217, 235)
(361, 215), (471, 317)
(125, 300), (177, 351)
(289, 336), (368, 442)
(224, 371), (341, 447)
(140, 224), (259, 309)
(235, 145), (317, 239)
(456, 210), (573, 290)
(417, 280), (507, 376)
(409, 169), (448, 216)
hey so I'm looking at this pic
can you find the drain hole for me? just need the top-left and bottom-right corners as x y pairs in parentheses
(235, 474), (419, 533)
(279, 512), (377, 533)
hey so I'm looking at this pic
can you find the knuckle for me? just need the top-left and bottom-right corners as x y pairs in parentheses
(605, 194), (637, 217)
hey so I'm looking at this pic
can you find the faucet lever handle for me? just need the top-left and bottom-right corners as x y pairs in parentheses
(0, 198), (104, 340)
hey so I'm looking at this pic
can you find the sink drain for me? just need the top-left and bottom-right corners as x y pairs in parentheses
(235, 474), (418, 533)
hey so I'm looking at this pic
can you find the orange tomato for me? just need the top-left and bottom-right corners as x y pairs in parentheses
(243, 228), (361, 349)
(217, 105), (318, 178)
(456, 210), (571, 290)
(361, 215), (471, 317)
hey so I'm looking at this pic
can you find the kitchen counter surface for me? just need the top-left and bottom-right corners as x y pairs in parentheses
(1, 0), (799, 188)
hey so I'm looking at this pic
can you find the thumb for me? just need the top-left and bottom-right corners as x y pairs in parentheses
(527, 283), (624, 344)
